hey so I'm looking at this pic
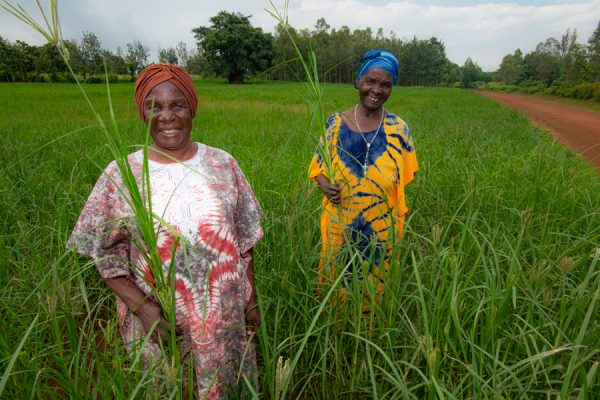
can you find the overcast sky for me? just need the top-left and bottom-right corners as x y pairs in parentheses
(1, 0), (599, 71)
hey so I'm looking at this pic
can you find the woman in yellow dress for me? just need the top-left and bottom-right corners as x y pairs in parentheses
(308, 50), (418, 301)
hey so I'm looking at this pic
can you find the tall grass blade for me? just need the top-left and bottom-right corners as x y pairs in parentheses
(0, 314), (39, 395)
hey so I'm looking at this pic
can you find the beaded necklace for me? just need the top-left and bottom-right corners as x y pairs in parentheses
(353, 104), (385, 174)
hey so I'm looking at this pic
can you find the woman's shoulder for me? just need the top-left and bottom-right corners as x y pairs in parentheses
(325, 112), (344, 130)
(384, 111), (407, 127)
(197, 143), (241, 168)
(384, 112), (415, 152)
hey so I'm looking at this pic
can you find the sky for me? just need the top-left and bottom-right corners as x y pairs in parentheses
(1, 0), (599, 71)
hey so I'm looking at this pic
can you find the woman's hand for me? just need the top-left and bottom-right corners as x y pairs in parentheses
(243, 248), (260, 336)
(245, 299), (260, 334)
(102, 276), (178, 346)
(316, 174), (342, 204)
(135, 299), (174, 345)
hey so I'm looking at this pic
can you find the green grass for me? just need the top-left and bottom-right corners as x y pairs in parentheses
(0, 80), (599, 399)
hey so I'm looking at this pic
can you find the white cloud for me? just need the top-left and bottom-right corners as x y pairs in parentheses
(1, 0), (599, 70)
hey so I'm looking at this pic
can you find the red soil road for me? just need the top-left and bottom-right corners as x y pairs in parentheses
(477, 91), (600, 170)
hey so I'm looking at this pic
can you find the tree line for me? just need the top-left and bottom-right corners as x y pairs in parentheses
(489, 21), (600, 99)
(0, 11), (485, 86)
(2, 10), (597, 92)
(497, 23), (600, 86)
(267, 18), (461, 86)
(0, 31), (203, 83)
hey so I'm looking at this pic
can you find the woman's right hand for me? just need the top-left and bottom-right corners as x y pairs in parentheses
(316, 174), (342, 204)
(103, 276), (180, 345)
(135, 300), (173, 345)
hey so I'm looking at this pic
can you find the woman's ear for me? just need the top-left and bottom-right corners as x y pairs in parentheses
(353, 79), (359, 89)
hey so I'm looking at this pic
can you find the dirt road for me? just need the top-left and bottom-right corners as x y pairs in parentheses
(477, 91), (600, 170)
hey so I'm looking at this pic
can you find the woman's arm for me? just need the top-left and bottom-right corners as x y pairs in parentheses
(315, 174), (342, 204)
(244, 248), (260, 332)
(103, 276), (173, 344)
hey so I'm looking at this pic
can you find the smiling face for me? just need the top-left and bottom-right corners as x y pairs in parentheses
(143, 81), (193, 154)
(357, 68), (393, 111)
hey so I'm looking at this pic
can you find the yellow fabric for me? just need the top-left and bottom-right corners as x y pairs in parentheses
(308, 112), (418, 289)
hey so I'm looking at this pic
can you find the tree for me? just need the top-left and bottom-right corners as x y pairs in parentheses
(175, 41), (190, 70)
(442, 61), (461, 85)
(0, 36), (17, 81)
(559, 28), (578, 61)
(496, 49), (524, 84)
(159, 47), (178, 64)
(10, 40), (37, 81)
(192, 11), (274, 83)
(78, 31), (103, 76)
(34, 42), (66, 74)
(102, 47), (127, 75)
(461, 57), (483, 87)
(126, 40), (149, 78)
(587, 20), (600, 82)
(399, 37), (448, 85)
(563, 42), (588, 85)
(522, 39), (561, 84)
(185, 48), (206, 75)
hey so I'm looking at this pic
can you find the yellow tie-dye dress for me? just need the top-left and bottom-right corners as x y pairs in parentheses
(308, 112), (418, 293)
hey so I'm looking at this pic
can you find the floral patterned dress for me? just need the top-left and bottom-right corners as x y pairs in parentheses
(68, 143), (264, 399)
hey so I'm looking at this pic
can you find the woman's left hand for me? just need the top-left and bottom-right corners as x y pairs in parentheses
(245, 299), (260, 334)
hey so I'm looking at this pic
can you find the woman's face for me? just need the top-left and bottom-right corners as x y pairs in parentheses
(143, 81), (193, 153)
(357, 68), (393, 111)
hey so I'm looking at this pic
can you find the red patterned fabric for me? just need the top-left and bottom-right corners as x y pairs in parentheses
(68, 144), (263, 398)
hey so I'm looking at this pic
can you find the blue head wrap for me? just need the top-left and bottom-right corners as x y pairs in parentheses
(356, 49), (399, 84)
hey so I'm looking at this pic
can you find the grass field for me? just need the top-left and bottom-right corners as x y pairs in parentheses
(0, 80), (599, 399)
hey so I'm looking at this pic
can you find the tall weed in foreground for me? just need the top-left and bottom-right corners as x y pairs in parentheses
(1, 0), (190, 397)
(263, 3), (374, 399)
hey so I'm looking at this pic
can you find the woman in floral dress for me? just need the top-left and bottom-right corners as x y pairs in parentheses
(68, 64), (263, 398)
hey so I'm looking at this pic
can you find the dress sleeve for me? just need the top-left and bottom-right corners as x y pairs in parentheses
(308, 114), (339, 181)
(230, 158), (264, 255)
(67, 163), (131, 279)
(400, 123), (418, 187)
(394, 119), (419, 217)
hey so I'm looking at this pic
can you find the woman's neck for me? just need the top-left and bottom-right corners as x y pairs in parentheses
(351, 104), (385, 132)
(357, 103), (383, 119)
(148, 142), (198, 164)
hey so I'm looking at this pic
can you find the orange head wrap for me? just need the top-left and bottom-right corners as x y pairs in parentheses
(134, 63), (198, 120)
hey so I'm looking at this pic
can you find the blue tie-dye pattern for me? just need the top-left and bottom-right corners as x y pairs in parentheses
(337, 119), (388, 179)
(389, 132), (414, 152)
(338, 214), (385, 286)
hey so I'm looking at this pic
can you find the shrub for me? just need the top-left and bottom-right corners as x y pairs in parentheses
(518, 80), (546, 94)
(49, 72), (75, 83)
(84, 75), (103, 84)
(27, 72), (48, 83)
(486, 82), (506, 91)
(558, 86), (577, 98)
(594, 85), (600, 102)
(571, 83), (597, 100)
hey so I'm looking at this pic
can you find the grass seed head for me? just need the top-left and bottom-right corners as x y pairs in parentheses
(558, 256), (575, 273)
